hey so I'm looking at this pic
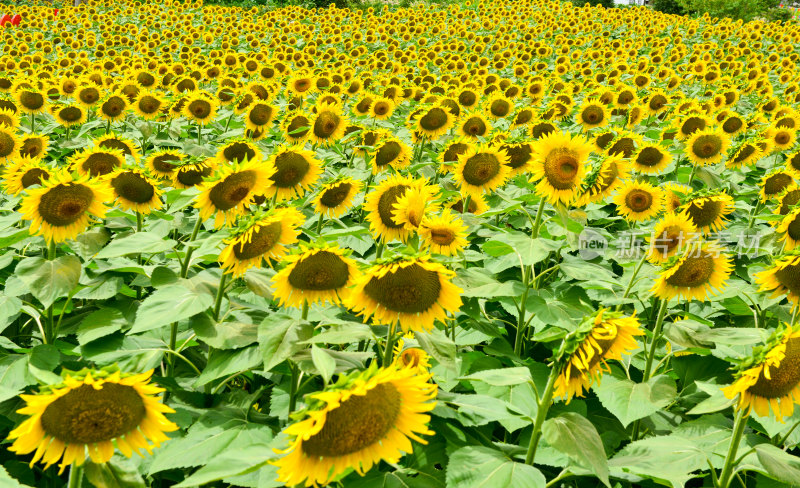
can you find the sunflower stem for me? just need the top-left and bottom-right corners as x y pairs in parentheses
(288, 361), (300, 416)
(642, 299), (669, 381)
(717, 407), (749, 488)
(687, 164), (698, 186)
(315, 213), (325, 235)
(383, 321), (398, 367)
(513, 266), (531, 356)
(615, 252), (648, 312)
(746, 200), (762, 229)
(213, 271), (228, 321)
(301, 300), (309, 321)
(180, 217), (204, 278)
(525, 361), (560, 465)
(30, 113), (35, 133)
(531, 198), (547, 239)
(197, 123), (202, 145)
(461, 194), (471, 215)
(375, 240), (385, 259)
(105, 119), (111, 134)
(67, 464), (83, 488)
(223, 112), (234, 132)
(270, 193), (278, 208)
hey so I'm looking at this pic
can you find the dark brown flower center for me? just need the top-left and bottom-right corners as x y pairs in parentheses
(462, 116), (487, 136)
(272, 152), (310, 188)
(748, 337), (800, 398)
(363, 263), (442, 314)
(692, 135), (722, 159)
(313, 110), (341, 138)
(625, 189), (653, 212)
(665, 254), (714, 288)
(21, 168), (49, 188)
(233, 221), (282, 260)
(111, 172), (156, 204)
(38, 183), (93, 226)
(377, 184), (410, 230)
(544, 149), (580, 190)
(419, 107), (449, 131)
(287, 250), (350, 291)
(222, 142), (256, 163)
(462, 153), (501, 186)
(208, 170), (257, 210)
(82, 152), (121, 177)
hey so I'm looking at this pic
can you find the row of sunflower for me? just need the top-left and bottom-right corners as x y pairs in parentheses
(1, 0), (800, 487)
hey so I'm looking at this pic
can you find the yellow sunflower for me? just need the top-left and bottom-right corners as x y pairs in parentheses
(215, 139), (262, 165)
(3, 156), (52, 195)
(613, 181), (665, 222)
(364, 175), (425, 243)
(244, 101), (277, 132)
(393, 333), (432, 370)
(133, 90), (165, 121)
(20, 170), (113, 243)
(662, 182), (692, 214)
(456, 111), (491, 139)
(70, 146), (126, 178)
(195, 158), (274, 228)
(218, 208), (305, 278)
(419, 210), (469, 256)
(282, 111), (312, 143)
(778, 208), (800, 251)
(273, 362), (436, 487)
(18, 133), (49, 160)
(309, 102), (348, 146)
(264, 146), (323, 202)
(412, 105), (454, 140)
(727, 142), (764, 169)
(530, 130), (593, 205)
(370, 96), (395, 120)
(271, 244), (360, 308)
(98, 93), (128, 122)
(761, 169), (797, 202)
(499, 141), (534, 177)
(94, 134), (140, 163)
(14, 87), (48, 115)
(313, 177), (362, 218)
(0, 107), (20, 128)
(0, 125), (22, 159)
(108, 167), (163, 214)
(52, 104), (87, 128)
(347, 255), (462, 332)
(679, 191), (735, 233)
(172, 160), (216, 189)
(722, 325), (800, 421)
(651, 242), (733, 301)
(766, 126), (797, 152)
(371, 136), (412, 174)
(576, 157), (631, 206)
(391, 184), (440, 231)
(6, 369), (177, 474)
(145, 149), (185, 179)
(576, 101), (610, 130)
(647, 212), (699, 264)
(182, 92), (218, 125)
(554, 309), (643, 402)
(453, 144), (510, 197)
(631, 143), (672, 175)
(685, 128), (730, 166)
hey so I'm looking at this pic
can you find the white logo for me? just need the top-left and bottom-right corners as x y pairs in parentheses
(578, 229), (608, 260)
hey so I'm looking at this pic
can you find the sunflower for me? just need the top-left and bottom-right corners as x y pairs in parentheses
(651, 242), (733, 301)
(778, 189), (800, 217)
(70, 146), (126, 178)
(647, 212), (699, 264)
(282, 111), (312, 143)
(371, 137), (411, 177)
(75, 84), (103, 108)
(456, 112), (491, 139)
(778, 208), (800, 252)
(309, 102), (347, 146)
(94, 134), (140, 163)
(675, 114), (711, 140)
(347, 255), (462, 332)
(314, 177), (362, 218)
(767, 126), (797, 152)
(370, 96), (395, 120)
(133, 91), (165, 121)
(613, 181), (665, 222)
(645, 90), (670, 115)
(218, 208), (304, 278)
(287, 73), (316, 97)
(52, 104), (87, 127)
(414, 105), (454, 139)
(679, 191), (735, 233)
(109, 167), (163, 214)
(6, 369), (177, 474)
(3, 157), (52, 195)
(786, 151), (800, 175)
(17, 133), (49, 161)
(391, 184), (440, 231)
(216, 139), (262, 165)
(685, 128), (730, 166)
(530, 130), (593, 205)
(195, 158), (274, 228)
(272, 244), (360, 308)
(0, 125), (22, 159)
(419, 210), (468, 256)
(172, 161), (216, 189)
(146, 149), (185, 179)
(448, 193), (488, 215)
(761, 169), (797, 202)
(98, 93), (128, 122)
(273, 362), (436, 487)
(20, 170), (113, 243)
(243, 101), (276, 132)
(499, 141), (534, 177)
(721, 114), (746, 137)
(577, 157), (630, 205)
(264, 146), (322, 202)
(576, 101), (610, 129)
(662, 182), (692, 214)
(554, 309), (643, 402)
(0, 107), (20, 128)
(631, 143), (672, 175)
(484, 93), (514, 120)
(606, 132), (642, 159)
(14, 87), (47, 114)
(182, 92), (218, 124)
(727, 142), (764, 169)
(393, 333), (431, 370)
(364, 175), (425, 243)
(529, 119), (557, 140)
(722, 325), (800, 421)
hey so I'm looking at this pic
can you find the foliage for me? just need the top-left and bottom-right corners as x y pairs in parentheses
(650, 0), (685, 15)
(676, 0), (780, 21)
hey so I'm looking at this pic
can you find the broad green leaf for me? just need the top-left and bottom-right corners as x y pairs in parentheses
(195, 345), (261, 387)
(258, 314), (313, 372)
(131, 284), (214, 334)
(0, 465), (33, 488)
(299, 321), (373, 344)
(462, 367), (532, 386)
(95, 231), (177, 259)
(694, 327), (769, 345)
(73, 274), (123, 300)
(15, 256), (81, 308)
(70, 227), (111, 260)
(150, 266), (179, 288)
(441, 392), (519, 426)
(83, 456), (145, 488)
(542, 413), (610, 487)
(593, 375), (677, 427)
(0, 355), (36, 403)
(446, 446), (545, 488)
(753, 444), (800, 485)
(0, 294), (22, 334)
(608, 435), (706, 487)
(192, 312), (259, 350)
(311, 345), (336, 384)
(416, 328), (459, 372)
(77, 308), (128, 345)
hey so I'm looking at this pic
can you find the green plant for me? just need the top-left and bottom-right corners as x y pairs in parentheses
(571, 0), (615, 8)
(676, 0), (777, 21)
(767, 6), (793, 21)
(651, 0), (686, 15)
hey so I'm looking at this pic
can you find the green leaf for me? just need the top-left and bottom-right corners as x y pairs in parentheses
(0, 355), (36, 403)
(311, 345), (337, 384)
(442, 392), (519, 426)
(192, 312), (259, 350)
(608, 435), (706, 487)
(77, 308), (128, 345)
(542, 413), (610, 487)
(0, 294), (22, 334)
(70, 227), (111, 260)
(74, 274), (123, 300)
(150, 266), (179, 288)
(446, 446), (546, 488)
(95, 232), (177, 259)
(15, 256), (81, 308)
(0, 465), (34, 488)
(131, 284), (214, 334)
(83, 456), (145, 488)
(462, 367), (532, 386)
(195, 345), (262, 387)
(258, 314), (313, 372)
(299, 321), (372, 345)
(416, 328), (459, 372)
(593, 375), (677, 427)
(754, 444), (800, 485)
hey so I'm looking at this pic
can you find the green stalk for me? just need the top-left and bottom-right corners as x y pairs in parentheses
(525, 363), (560, 465)
(105, 119), (111, 134)
(513, 266), (531, 356)
(531, 198), (547, 239)
(717, 408), (749, 488)
(180, 217), (204, 277)
(383, 321), (398, 367)
(315, 213), (325, 235)
(301, 300), (309, 321)
(746, 200), (763, 230)
(642, 299), (669, 381)
(615, 253), (648, 311)
(136, 212), (144, 299)
(44, 240), (57, 344)
(30, 113), (35, 133)
(687, 164), (698, 186)
(197, 123), (202, 145)
(375, 240), (385, 259)
(287, 361), (300, 416)
(67, 464), (83, 488)
(461, 194), (471, 215)
(213, 272), (228, 321)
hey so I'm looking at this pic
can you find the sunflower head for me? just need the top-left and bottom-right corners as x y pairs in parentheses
(310, 102), (347, 146)
(419, 210), (469, 256)
(0, 125), (22, 159)
(195, 158), (274, 228)
(632, 143), (672, 175)
(109, 167), (163, 214)
(530, 130), (593, 205)
(613, 180), (665, 222)
(3, 156), (52, 195)
(678, 189), (735, 233)
(264, 146), (322, 202)
(685, 128), (730, 167)
(271, 243), (360, 308)
(313, 177), (361, 218)
(554, 309), (643, 402)
(756, 252), (800, 308)
(761, 169), (797, 202)
(454, 144), (511, 197)
(652, 242), (733, 302)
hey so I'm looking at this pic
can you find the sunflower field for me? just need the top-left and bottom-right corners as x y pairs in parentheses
(3, 0), (800, 487)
